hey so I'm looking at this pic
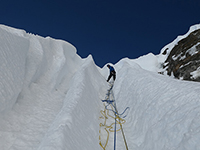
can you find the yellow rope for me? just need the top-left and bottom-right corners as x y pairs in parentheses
(99, 83), (129, 150)
(99, 103), (126, 150)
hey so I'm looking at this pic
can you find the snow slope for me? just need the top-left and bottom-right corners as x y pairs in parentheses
(0, 24), (200, 150)
(114, 59), (200, 149)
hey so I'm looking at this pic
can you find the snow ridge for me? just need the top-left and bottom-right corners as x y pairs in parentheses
(158, 24), (200, 65)
(1, 24), (200, 150)
(0, 25), (106, 150)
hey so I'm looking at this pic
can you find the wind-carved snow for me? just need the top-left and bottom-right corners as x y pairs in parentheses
(114, 59), (200, 149)
(0, 25), (107, 150)
(0, 24), (200, 150)
(0, 26), (29, 113)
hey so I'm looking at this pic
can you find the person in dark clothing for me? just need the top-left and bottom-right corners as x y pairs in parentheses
(107, 64), (116, 82)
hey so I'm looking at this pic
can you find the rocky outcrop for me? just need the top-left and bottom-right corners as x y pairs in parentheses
(162, 29), (200, 82)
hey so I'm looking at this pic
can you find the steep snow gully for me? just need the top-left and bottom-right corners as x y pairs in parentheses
(1, 24), (200, 150)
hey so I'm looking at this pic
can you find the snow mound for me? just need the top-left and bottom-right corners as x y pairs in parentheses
(116, 53), (159, 72)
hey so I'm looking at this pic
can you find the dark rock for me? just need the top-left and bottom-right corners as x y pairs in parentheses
(163, 29), (200, 82)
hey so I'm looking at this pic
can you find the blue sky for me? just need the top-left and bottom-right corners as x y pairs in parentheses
(0, 0), (199, 67)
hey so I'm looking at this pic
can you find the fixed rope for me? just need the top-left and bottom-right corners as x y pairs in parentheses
(99, 82), (129, 150)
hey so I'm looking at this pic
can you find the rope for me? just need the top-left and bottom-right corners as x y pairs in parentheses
(114, 106), (129, 150)
(114, 112), (117, 150)
(99, 82), (129, 150)
(99, 104), (126, 149)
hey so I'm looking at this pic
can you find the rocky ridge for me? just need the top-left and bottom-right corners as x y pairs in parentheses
(160, 25), (200, 82)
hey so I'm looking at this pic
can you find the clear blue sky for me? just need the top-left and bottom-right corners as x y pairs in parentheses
(0, 0), (199, 67)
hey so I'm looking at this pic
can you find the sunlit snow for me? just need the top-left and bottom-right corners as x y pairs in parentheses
(0, 24), (200, 150)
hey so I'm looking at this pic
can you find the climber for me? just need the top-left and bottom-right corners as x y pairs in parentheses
(107, 64), (116, 82)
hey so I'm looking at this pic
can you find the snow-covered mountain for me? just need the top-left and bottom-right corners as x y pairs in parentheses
(158, 24), (200, 81)
(0, 24), (200, 150)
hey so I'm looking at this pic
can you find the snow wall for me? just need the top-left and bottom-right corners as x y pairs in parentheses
(1, 24), (200, 150)
(0, 25), (107, 150)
